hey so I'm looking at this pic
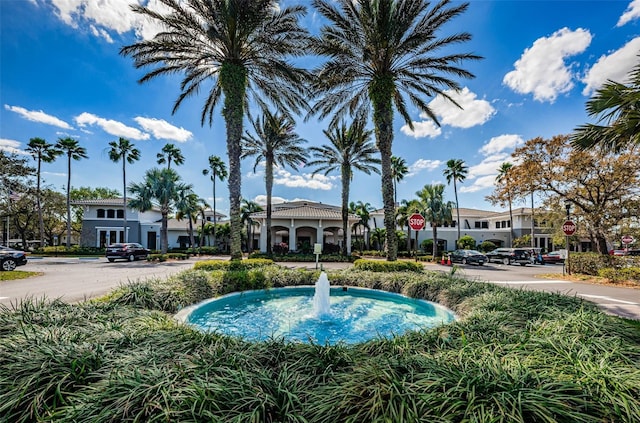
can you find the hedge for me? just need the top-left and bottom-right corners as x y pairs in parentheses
(193, 258), (274, 271)
(353, 259), (423, 272)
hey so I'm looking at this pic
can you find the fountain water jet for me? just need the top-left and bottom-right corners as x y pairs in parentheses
(312, 272), (331, 317)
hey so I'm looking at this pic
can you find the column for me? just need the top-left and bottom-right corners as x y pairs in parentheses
(288, 219), (296, 252)
(259, 219), (267, 252)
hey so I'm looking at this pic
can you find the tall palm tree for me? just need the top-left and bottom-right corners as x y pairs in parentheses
(55, 137), (88, 248)
(390, 156), (408, 205)
(156, 143), (184, 170)
(240, 199), (263, 253)
(242, 110), (309, 255)
(202, 155), (227, 247)
(354, 201), (375, 251)
(311, 0), (479, 261)
(175, 188), (204, 249)
(572, 60), (640, 152)
(496, 162), (514, 247)
(26, 137), (60, 247)
(443, 158), (468, 248)
(308, 120), (380, 255)
(417, 184), (453, 257)
(397, 198), (421, 254)
(108, 137), (140, 243)
(128, 168), (189, 254)
(121, 0), (312, 260)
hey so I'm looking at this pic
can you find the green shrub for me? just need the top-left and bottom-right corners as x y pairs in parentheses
(353, 259), (423, 272)
(147, 253), (167, 262)
(457, 235), (476, 249)
(248, 252), (357, 262)
(194, 258), (274, 270)
(598, 266), (640, 283)
(478, 240), (496, 253)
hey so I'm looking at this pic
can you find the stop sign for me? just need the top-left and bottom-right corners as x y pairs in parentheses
(622, 235), (635, 245)
(562, 220), (576, 236)
(408, 213), (425, 230)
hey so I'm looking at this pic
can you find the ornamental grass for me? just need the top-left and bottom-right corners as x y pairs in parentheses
(1, 265), (639, 422)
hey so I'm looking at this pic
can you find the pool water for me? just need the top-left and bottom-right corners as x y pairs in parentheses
(185, 286), (455, 344)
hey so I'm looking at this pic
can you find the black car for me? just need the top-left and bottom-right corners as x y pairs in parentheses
(0, 246), (28, 271)
(486, 248), (531, 266)
(449, 249), (487, 266)
(105, 243), (150, 262)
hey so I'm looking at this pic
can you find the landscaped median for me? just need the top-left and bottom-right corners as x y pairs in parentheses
(1, 261), (639, 422)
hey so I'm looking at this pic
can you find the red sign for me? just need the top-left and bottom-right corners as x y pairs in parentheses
(622, 235), (635, 245)
(562, 220), (576, 236)
(408, 213), (425, 230)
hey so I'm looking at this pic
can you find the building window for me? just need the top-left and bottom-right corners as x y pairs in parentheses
(107, 209), (115, 219)
(474, 221), (481, 229)
(481, 221), (488, 229)
(97, 209), (105, 218)
(507, 220), (511, 228)
(117, 210), (124, 219)
(495, 222), (500, 229)
(451, 221), (456, 228)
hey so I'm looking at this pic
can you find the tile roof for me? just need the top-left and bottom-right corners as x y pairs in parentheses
(252, 203), (359, 221)
(72, 198), (125, 206)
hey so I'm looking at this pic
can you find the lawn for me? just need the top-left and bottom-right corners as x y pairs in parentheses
(1, 264), (639, 422)
(0, 270), (41, 282)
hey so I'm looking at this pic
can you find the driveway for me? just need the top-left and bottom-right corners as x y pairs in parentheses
(1, 258), (638, 320)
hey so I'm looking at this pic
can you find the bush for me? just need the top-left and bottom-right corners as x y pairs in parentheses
(193, 258), (274, 271)
(457, 235), (476, 249)
(598, 266), (640, 283)
(353, 259), (423, 272)
(248, 252), (357, 262)
(479, 240), (496, 253)
(38, 245), (104, 256)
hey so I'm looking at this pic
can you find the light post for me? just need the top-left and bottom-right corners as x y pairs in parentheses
(564, 200), (571, 275)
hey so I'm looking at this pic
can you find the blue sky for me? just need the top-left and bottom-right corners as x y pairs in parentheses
(2, 0), (639, 217)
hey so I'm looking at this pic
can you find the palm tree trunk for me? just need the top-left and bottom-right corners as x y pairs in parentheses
(530, 191), (535, 248)
(508, 197), (514, 247)
(266, 159), (273, 255)
(221, 63), (247, 261)
(65, 154), (71, 248)
(36, 158), (45, 246)
(341, 167), (350, 256)
(188, 213), (195, 248)
(161, 211), (169, 254)
(432, 225), (438, 258)
(122, 157), (128, 243)
(454, 180), (460, 248)
(212, 170), (217, 247)
(371, 80), (397, 261)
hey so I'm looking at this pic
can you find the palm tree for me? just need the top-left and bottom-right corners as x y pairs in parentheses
(55, 137), (88, 248)
(354, 201), (375, 251)
(417, 184), (453, 257)
(396, 198), (421, 253)
(121, 0), (312, 260)
(443, 158), (468, 248)
(311, 0), (479, 260)
(390, 156), (408, 205)
(108, 137), (140, 243)
(496, 162), (514, 247)
(128, 168), (188, 254)
(571, 60), (640, 152)
(26, 137), (60, 247)
(370, 227), (386, 251)
(240, 199), (263, 253)
(156, 143), (184, 170)
(242, 110), (309, 255)
(175, 188), (204, 249)
(308, 120), (380, 255)
(202, 155), (227, 247)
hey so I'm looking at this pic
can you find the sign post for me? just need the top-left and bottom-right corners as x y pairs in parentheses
(314, 243), (322, 270)
(622, 235), (635, 254)
(562, 220), (576, 275)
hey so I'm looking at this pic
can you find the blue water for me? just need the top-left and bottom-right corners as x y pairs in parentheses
(186, 287), (456, 344)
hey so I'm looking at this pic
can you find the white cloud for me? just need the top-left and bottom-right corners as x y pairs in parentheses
(273, 167), (337, 190)
(479, 134), (524, 156)
(75, 112), (150, 140)
(466, 153), (510, 180)
(50, 0), (169, 41)
(406, 159), (442, 177)
(460, 174), (498, 193)
(253, 195), (287, 206)
(134, 117), (192, 142)
(0, 138), (26, 155)
(503, 27), (592, 102)
(427, 88), (496, 128)
(618, 0), (640, 26)
(581, 37), (640, 95)
(4, 104), (72, 129)
(401, 87), (494, 139)
(400, 120), (441, 138)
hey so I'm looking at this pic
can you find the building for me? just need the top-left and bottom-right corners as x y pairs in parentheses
(74, 198), (225, 250)
(74, 198), (554, 252)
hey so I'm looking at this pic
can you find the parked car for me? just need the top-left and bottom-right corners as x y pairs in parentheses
(0, 245), (28, 271)
(540, 251), (565, 264)
(485, 248), (531, 266)
(609, 249), (626, 256)
(627, 249), (640, 256)
(449, 249), (487, 266)
(105, 243), (150, 262)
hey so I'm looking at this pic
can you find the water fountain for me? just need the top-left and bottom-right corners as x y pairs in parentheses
(178, 272), (456, 344)
(312, 272), (331, 317)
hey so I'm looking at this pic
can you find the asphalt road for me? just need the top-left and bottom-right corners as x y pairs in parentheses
(1, 257), (639, 320)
